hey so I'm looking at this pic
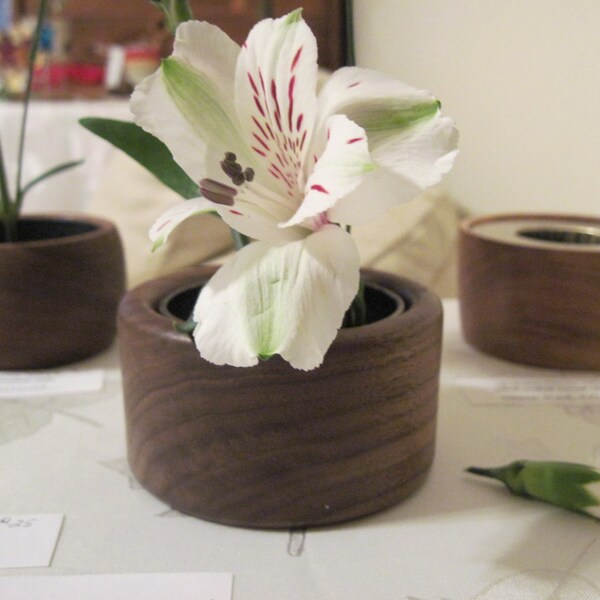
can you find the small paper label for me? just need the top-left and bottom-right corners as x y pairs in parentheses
(0, 370), (104, 399)
(0, 573), (233, 599)
(0, 514), (64, 568)
(455, 376), (600, 405)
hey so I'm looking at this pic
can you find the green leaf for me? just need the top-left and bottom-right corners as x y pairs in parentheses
(20, 159), (83, 200)
(79, 117), (200, 199)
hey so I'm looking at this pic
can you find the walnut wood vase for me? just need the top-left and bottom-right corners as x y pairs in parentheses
(118, 266), (443, 528)
(0, 215), (126, 370)
(459, 213), (600, 369)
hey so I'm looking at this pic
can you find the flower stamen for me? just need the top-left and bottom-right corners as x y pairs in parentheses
(220, 152), (256, 186)
(199, 178), (237, 205)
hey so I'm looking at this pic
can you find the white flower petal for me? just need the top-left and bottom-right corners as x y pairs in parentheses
(131, 69), (208, 183)
(173, 21), (239, 100)
(197, 177), (305, 243)
(131, 21), (250, 182)
(372, 114), (458, 189)
(314, 66), (458, 198)
(327, 166), (421, 226)
(192, 225), (359, 370)
(234, 10), (318, 197)
(328, 116), (458, 226)
(317, 66), (441, 136)
(278, 226), (360, 369)
(149, 198), (216, 250)
(281, 114), (374, 228)
(215, 194), (306, 243)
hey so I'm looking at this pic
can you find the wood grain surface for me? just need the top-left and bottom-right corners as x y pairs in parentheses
(118, 267), (443, 528)
(459, 213), (600, 369)
(0, 215), (126, 369)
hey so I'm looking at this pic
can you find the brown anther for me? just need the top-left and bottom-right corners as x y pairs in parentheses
(199, 178), (237, 206)
(221, 160), (243, 181)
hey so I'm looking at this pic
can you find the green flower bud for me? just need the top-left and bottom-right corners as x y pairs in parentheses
(467, 460), (600, 519)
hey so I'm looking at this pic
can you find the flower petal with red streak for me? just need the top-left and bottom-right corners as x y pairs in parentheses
(280, 114), (374, 228)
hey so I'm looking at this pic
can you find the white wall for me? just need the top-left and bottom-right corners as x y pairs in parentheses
(353, 0), (600, 217)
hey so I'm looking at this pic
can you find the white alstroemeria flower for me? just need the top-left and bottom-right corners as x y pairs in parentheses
(132, 9), (458, 370)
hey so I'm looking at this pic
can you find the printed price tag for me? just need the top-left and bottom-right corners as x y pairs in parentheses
(0, 514), (64, 568)
(0, 370), (104, 399)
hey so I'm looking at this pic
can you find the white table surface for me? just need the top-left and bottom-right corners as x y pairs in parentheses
(2, 299), (600, 599)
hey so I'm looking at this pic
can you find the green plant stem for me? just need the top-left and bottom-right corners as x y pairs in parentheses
(151, 0), (193, 34)
(344, 0), (355, 67)
(0, 135), (13, 212)
(0, 212), (17, 242)
(0, 135), (17, 242)
(15, 0), (49, 213)
(0, 211), (17, 243)
(259, 0), (274, 18)
(465, 467), (497, 479)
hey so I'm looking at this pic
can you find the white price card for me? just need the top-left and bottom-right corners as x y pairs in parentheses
(0, 514), (64, 568)
(0, 370), (104, 399)
(0, 573), (233, 600)
(455, 376), (600, 405)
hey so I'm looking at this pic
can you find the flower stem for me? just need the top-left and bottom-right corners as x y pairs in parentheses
(344, 0), (355, 67)
(259, 0), (274, 18)
(230, 228), (251, 250)
(151, 0), (193, 34)
(465, 466), (498, 479)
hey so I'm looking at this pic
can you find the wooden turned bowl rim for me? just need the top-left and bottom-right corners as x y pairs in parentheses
(0, 214), (118, 248)
(461, 212), (600, 253)
(119, 266), (442, 351)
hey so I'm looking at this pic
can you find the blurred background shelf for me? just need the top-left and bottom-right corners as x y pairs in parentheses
(7, 0), (346, 99)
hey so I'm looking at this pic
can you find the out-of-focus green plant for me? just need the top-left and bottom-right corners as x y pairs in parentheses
(0, 0), (82, 242)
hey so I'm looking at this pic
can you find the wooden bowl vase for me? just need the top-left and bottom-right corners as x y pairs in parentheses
(118, 267), (443, 528)
(0, 215), (126, 370)
(459, 213), (600, 369)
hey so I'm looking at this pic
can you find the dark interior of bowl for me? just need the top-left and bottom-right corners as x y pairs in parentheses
(163, 283), (400, 328)
(0, 219), (97, 243)
(517, 227), (600, 245)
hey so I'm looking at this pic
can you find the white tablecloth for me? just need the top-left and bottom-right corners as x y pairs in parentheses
(1, 300), (600, 599)
(0, 99), (131, 214)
